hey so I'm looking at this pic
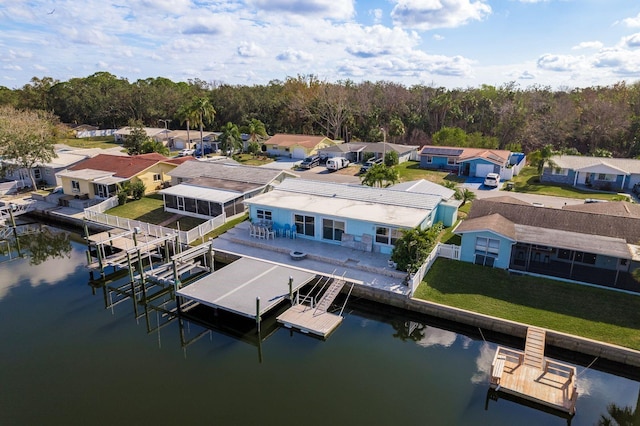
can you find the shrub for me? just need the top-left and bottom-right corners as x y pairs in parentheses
(130, 181), (146, 200)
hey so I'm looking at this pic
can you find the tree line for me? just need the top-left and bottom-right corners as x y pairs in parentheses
(2, 72), (640, 158)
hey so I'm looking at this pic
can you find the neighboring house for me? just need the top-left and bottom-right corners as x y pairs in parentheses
(318, 142), (419, 164)
(244, 179), (458, 255)
(419, 146), (525, 179)
(160, 162), (298, 220)
(167, 130), (220, 150)
(56, 153), (192, 204)
(541, 155), (640, 192)
(1, 146), (127, 189)
(261, 134), (335, 159)
(455, 197), (640, 291)
(114, 127), (171, 145)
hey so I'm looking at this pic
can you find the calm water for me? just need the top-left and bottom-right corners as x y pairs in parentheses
(1, 227), (639, 425)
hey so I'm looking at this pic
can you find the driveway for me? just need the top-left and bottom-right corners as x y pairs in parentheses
(462, 178), (585, 208)
(262, 159), (361, 184)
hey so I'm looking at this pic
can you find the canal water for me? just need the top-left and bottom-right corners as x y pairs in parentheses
(1, 227), (639, 425)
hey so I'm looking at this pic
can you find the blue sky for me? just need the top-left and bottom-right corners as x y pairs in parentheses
(1, 0), (640, 90)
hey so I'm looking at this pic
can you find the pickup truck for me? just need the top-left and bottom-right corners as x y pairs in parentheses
(326, 157), (350, 171)
(360, 157), (383, 173)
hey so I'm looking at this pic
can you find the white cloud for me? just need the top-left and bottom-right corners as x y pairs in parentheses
(391, 0), (491, 30)
(415, 326), (458, 348)
(433, 34), (445, 41)
(572, 41), (603, 50)
(276, 48), (314, 62)
(537, 53), (582, 72)
(237, 41), (266, 57)
(623, 12), (640, 28)
(623, 33), (640, 48)
(3, 65), (22, 71)
(369, 8), (383, 24)
(249, 0), (355, 20)
(518, 70), (536, 80)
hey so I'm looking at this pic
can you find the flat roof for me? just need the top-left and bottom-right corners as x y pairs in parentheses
(160, 184), (241, 203)
(176, 257), (316, 318)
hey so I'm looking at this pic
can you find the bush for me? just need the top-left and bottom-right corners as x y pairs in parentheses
(131, 181), (146, 200)
(117, 191), (128, 205)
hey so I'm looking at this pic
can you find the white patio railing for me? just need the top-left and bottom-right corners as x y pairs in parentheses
(84, 196), (224, 244)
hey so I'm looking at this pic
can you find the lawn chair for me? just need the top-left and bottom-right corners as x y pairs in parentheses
(290, 224), (297, 239)
(272, 223), (281, 237)
(283, 223), (291, 238)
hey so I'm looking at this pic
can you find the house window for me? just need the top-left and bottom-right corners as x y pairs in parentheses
(597, 173), (615, 182)
(294, 214), (315, 237)
(34, 169), (42, 180)
(153, 173), (161, 181)
(257, 209), (272, 221)
(551, 168), (568, 176)
(475, 254), (496, 267)
(557, 249), (596, 265)
(447, 157), (456, 165)
(322, 218), (345, 241)
(375, 226), (401, 246)
(425, 156), (433, 164)
(71, 180), (80, 193)
(475, 237), (500, 255)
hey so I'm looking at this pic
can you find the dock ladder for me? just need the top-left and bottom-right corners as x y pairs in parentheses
(314, 274), (346, 315)
(523, 327), (546, 370)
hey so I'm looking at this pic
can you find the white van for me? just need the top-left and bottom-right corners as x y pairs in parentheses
(326, 157), (349, 171)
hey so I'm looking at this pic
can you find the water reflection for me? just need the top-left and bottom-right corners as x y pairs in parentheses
(0, 224), (78, 301)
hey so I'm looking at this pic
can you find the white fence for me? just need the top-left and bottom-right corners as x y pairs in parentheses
(408, 243), (461, 296)
(84, 196), (224, 244)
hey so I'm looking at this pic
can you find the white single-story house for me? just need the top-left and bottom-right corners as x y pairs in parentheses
(541, 155), (640, 192)
(244, 179), (459, 255)
(114, 127), (170, 144)
(160, 161), (298, 220)
(318, 142), (419, 164)
(167, 130), (220, 150)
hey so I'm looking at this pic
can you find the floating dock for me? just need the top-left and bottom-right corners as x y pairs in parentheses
(277, 277), (348, 338)
(489, 327), (578, 415)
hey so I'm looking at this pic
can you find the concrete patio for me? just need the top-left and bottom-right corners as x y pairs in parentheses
(212, 221), (412, 295)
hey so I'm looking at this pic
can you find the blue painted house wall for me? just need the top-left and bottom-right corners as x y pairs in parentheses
(460, 159), (499, 177)
(436, 203), (458, 227)
(249, 203), (441, 255)
(459, 231), (514, 269)
(419, 155), (456, 171)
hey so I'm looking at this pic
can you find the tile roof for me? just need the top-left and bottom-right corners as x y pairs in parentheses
(419, 145), (511, 165)
(69, 153), (171, 178)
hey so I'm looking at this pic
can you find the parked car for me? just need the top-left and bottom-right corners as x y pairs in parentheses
(194, 146), (213, 157)
(326, 157), (350, 171)
(360, 157), (383, 173)
(178, 148), (195, 157)
(484, 173), (500, 188)
(299, 155), (321, 169)
(633, 182), (640, 195)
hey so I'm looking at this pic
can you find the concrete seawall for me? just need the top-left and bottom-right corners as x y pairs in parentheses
(21, 208), (640, 368)
(348, 283), (640, 368)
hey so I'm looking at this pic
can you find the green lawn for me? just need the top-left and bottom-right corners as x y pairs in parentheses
(105, 194), (173, 224)
(58, 136), (125, 150)
(414, 259), (640, 350)
(191, 213), (249, 245)
(509, 166), (628, 201)
(396, 161), (465, 184)
(233, 153), (275, 166)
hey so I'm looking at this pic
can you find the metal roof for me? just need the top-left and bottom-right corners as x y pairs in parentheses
(389, 179), (455, 200)
(160, 184), (240, 203)
(168, 161), (294, 185)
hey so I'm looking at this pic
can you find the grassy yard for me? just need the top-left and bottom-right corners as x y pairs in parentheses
(509, 166), (628, 201)
(396, 161), (465, 184)
(58, 136), (125, 150)
(233, 153), (275, 166)
(414, 259), (640, 350)
(191, 213), (249, 245)
(105, 194), (174, 224)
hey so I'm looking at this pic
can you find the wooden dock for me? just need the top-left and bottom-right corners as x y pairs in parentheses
(277, 278), (346, 338)
(490, 327), (577, 415)
(277, 304), (343, 338)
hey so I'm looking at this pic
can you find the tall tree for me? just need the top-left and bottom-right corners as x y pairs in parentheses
(245, 118), (267, 145)
(188, 97), (216, 155)
(123, 120), (149, 155)
(0, 106), (58, 189)
(218, 122), (242, 154)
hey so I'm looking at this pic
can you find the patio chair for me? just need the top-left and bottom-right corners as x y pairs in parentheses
(283, 223), (291, 238)
(266, 227), (275, 240)
(249, 224), (257, 238)
(290, 225), (297, 239)
(272, 223), (281, 237)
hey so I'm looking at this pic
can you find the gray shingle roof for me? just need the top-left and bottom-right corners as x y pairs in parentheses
(467, 198), (640, 244)
(551, 155), (640, 174)
(168, 161), (295, 185)
(274, 178), (441, 210)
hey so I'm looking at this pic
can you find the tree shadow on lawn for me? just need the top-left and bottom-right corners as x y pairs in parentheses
(421, 259), (640, 331)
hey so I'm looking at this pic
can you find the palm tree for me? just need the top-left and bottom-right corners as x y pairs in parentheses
(246, 118), (267, 150)
(188, 97), (216, 155)
(532, 144), (558, 176)
(218, 122), (242, 155)
(360, 164), (399, 188)
(176, 104), (194, 149)
(456, 188), (476, 206)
